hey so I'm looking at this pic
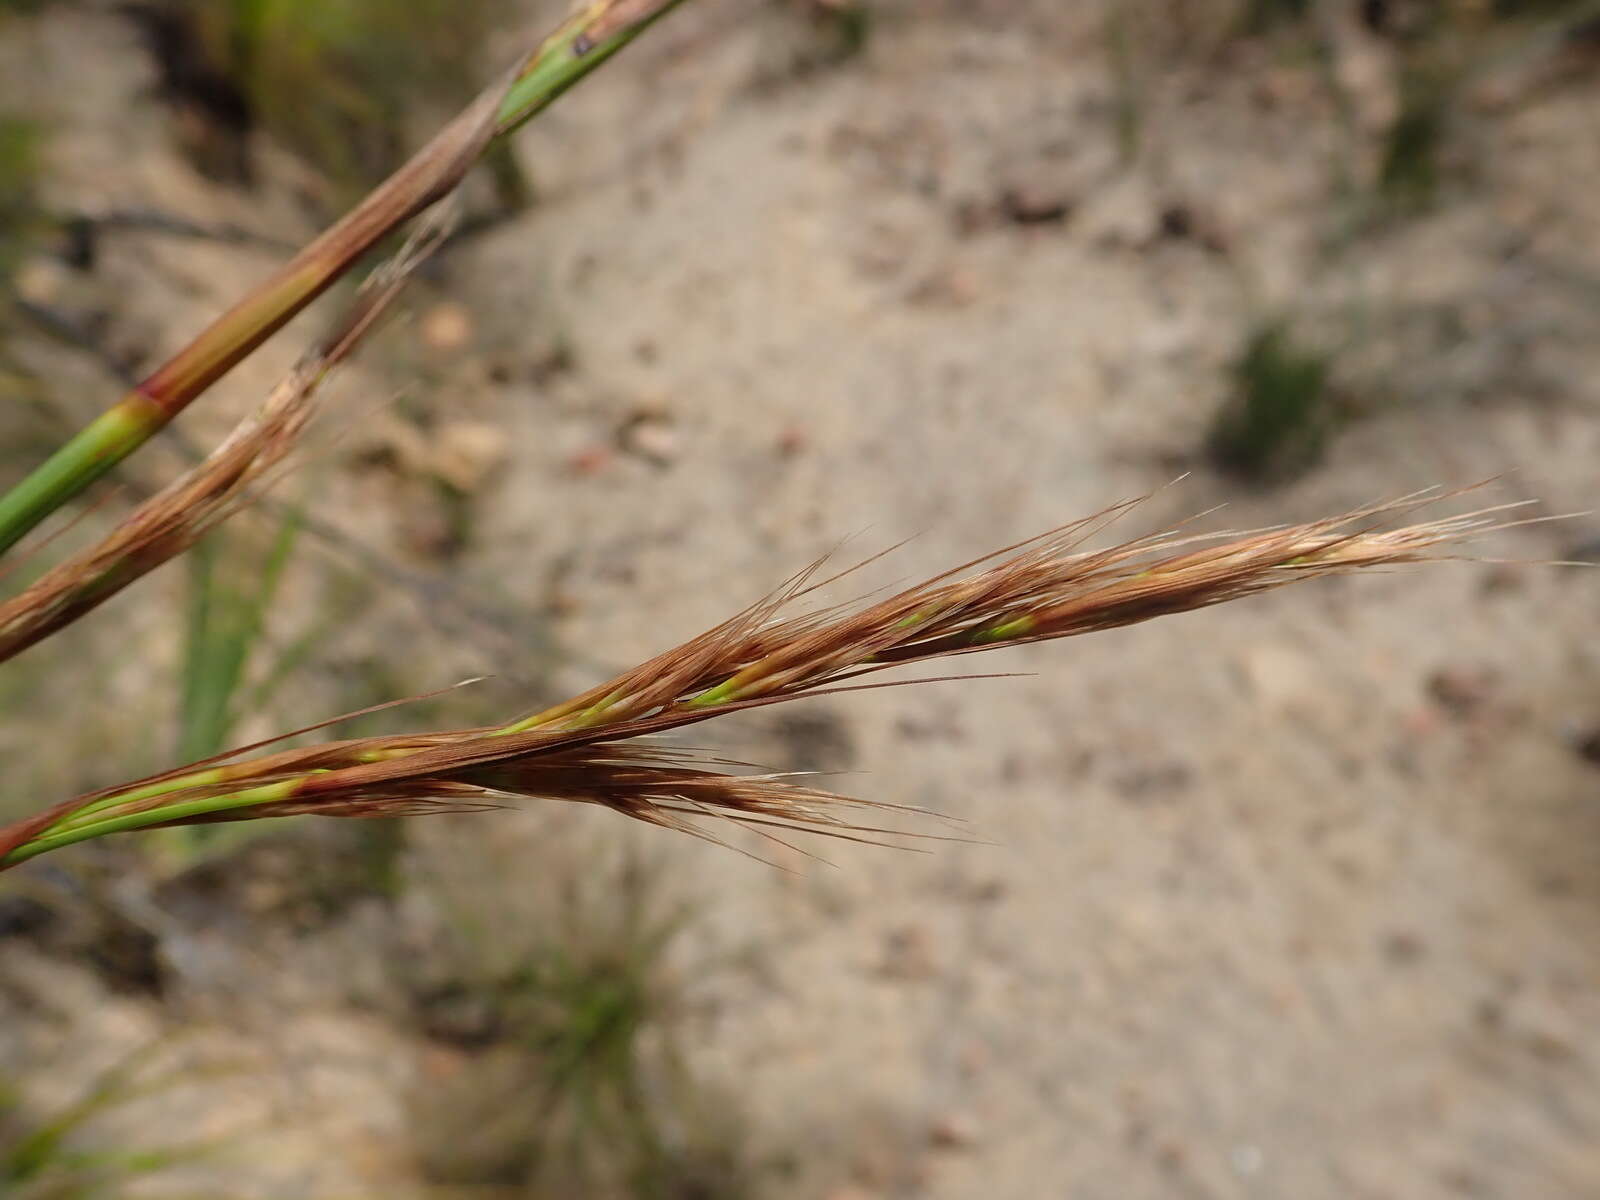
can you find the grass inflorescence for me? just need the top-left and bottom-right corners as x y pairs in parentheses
(0, 492), (1517, 869)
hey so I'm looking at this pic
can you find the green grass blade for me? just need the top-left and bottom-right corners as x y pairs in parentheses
(178, 506), (304, 764)
(178, 536), (222, 765)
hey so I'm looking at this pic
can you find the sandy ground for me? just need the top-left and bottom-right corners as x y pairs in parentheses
(2, 2), (1599, 1197)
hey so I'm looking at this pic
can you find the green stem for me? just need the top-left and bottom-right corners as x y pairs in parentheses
(495, 0), (688, 137)
(0, 0), (691, 559)
(2, 779), (302, 867)
(0, 400), (162, 556)
(45, 767), (230, 835)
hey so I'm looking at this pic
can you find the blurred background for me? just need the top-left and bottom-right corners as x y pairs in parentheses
(0, 0), (1597, 1195)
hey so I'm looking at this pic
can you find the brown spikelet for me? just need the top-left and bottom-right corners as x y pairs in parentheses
(0, 491), (1529, 869)
(454, 746), (957, 859)
(0, 216), (451, 665)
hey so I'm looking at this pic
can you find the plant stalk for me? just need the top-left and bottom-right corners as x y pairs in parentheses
(0, 0), (690, 559)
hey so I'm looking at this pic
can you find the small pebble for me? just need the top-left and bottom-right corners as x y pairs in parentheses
(776, 425), (809, 457)
(928, 1111), (979, 1150)
(567, 446), (612, 476)
(618, 411), (680, 466)
(432, 422), (506, 492)
(420, 301), (474, 353)
(1427, 665), (1498, 719)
